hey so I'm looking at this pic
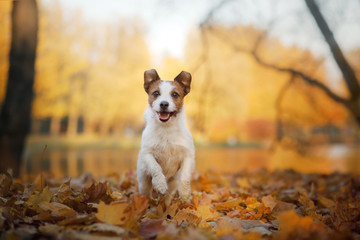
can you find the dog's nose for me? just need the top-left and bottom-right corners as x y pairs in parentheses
(160, 101), (169, 110)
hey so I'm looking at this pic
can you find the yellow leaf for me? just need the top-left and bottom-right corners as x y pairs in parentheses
(38, 202), (77, 218)
(236, 177), (251, 189)
(215, 198), (243, 212)
(95, 201), (130, 225)
(27, 186), (52, 213)
(173, 208), (201, 226)
(197, 205), (218, 221)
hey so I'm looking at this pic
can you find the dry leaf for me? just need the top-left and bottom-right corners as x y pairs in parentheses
(196, 205), (218, 221)
(83, 223), (125, 235)
(298, 192), (322, 221)
(173, 208), (201, 226)
(130, 194), (149, 220)
(95, 201), (129, 225)
(38, 223), (64, 235)
(216, 216), (272, 232)
(85, 182), (113, 204)
(317, 195), (335, 208)
(214, 197), (243, 212)
(0, 173), (12, 197)
(26, 187), (52, 213)
(261, 195), (277, 211)
(138, 219), (164, 238)
(236, 177), (251, 189)
(52, 179), (72, 203)
(58, 214), (94, 226)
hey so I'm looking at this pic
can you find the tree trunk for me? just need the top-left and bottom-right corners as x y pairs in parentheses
(305, 0), (360, 100)
(50, 117), (61, 136)
(0, 0), (38, 176)
(67, 115), (78, 137)
(83, 118), (95, 135)
(99, 122), (110, 136)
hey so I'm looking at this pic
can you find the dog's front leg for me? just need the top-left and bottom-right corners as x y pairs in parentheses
(178, 156), (193, 202)
(142, 153), (168, 195)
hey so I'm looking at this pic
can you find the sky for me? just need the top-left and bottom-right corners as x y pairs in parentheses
(49, 0), (360, 79)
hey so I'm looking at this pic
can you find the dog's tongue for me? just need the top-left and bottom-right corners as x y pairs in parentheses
(159, 112), (170, 121)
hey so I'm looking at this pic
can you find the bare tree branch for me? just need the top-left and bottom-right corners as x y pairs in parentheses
(305, 0), (360, 100)
(205, 26), (350, 106)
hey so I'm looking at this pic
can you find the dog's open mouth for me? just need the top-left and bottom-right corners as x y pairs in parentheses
(157, 111), (175, 122)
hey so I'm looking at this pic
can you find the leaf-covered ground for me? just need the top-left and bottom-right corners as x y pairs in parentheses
(0, 169), (359, 240)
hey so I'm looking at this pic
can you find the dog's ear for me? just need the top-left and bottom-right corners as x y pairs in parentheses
(144, 69), (160, 93)
(174, 71), (191, 95)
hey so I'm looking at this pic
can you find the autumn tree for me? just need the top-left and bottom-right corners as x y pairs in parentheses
(33, 1), (89, 136)
(194, 0), (359, 144)
(0, 0), (38, 175)
(82, 20), (151, 136)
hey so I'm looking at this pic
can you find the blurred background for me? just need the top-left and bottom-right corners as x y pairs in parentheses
(0, 0), (359, 177)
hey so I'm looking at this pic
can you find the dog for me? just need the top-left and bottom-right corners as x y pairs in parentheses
(137, 69), (195, 204)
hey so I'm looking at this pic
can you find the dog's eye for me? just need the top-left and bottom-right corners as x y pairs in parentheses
(152, 91), (160, 97)
(172, 92), (179, 98)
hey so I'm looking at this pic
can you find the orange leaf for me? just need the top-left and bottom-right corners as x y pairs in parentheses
(215, 198), (243, 212)
(95, 201), (130, 225)
(173, 208), (201, 226)
(130, 194), (149, 220)
(197, 205), (218, 221)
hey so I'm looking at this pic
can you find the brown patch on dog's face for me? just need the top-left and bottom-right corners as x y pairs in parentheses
(171, 81), (186, 112)
(147, 80), (161, 107)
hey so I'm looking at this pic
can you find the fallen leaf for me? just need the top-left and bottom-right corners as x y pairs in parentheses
(58, 214), (94, 226)
(331, 197), (360, 232)
(272, 200), (296, 215)
(130, 194), (149, 220)
(197, 205), (218, 221)
(0, 173), (12, 197)
(26, 186), (52, 213)
(173, 208), (201, 226)
(52, 179), (72, 203)
(156, 222), (179, 238)
(216, 216), (273, 232)
(261, 195), (277, 211)
(317, 195), (335, 208)
(85, 182), (113, 204)
(95, 201), (129, 225)
(163, 200), (180, 219)
(214, 197), (243, 212)
(139, 219), (164, 238)
(199, 192), (212, 205)
(34, 202), (77, 221)
(38, 223), (64, 235)
(275, 210), (330, 240)
(83, 223), (125, 236)
(298, 192), (322, 220)
(236, 177), (251, 189)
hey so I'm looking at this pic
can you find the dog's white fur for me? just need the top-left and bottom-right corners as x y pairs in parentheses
(137, 72), (195, 203)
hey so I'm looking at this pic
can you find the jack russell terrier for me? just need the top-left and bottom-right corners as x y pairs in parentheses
(137, 69), (195, 204)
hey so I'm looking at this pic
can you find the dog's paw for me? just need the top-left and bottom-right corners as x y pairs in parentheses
(152, 174), (168, 195)
(178, 180), (191, 203)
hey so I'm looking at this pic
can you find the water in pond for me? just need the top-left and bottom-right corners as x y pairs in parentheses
(22, 144), (360, 177)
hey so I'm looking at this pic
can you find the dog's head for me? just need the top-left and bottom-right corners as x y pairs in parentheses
(144, 69), (191, 123)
